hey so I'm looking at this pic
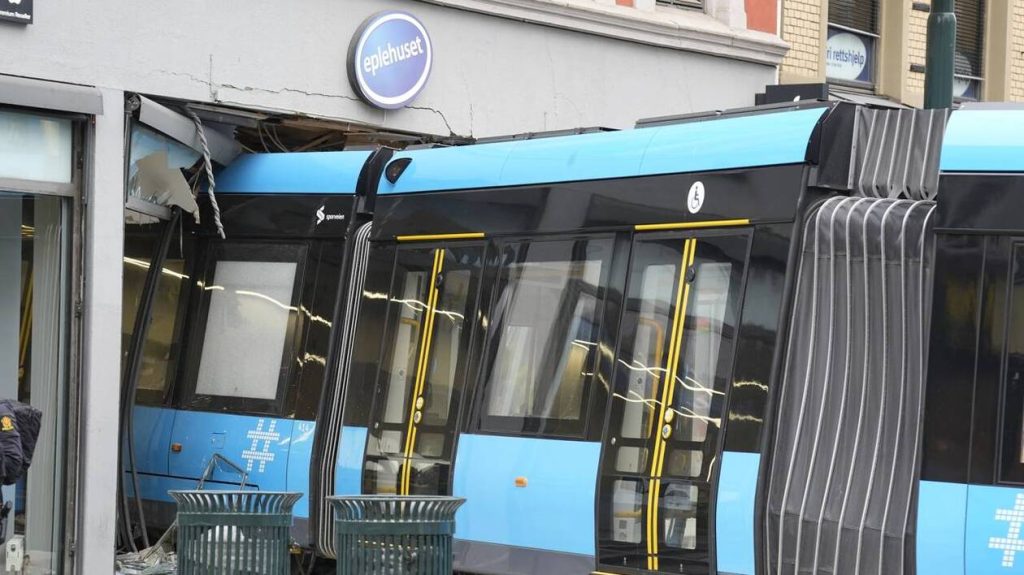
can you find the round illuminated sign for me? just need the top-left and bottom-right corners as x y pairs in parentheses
(826, 31), (869, 82)
(348, 11), (433, 110)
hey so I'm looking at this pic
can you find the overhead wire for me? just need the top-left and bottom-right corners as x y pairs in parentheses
(185, 108), (226, 239)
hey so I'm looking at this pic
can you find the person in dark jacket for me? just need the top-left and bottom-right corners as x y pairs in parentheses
(0, 400), (42, 538)
(0, 399), (42, 485)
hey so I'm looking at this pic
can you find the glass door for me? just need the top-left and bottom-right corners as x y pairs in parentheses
(363, 244), (483, 495)
(597, 232), (747, 574)
(0, 193), (70, 574)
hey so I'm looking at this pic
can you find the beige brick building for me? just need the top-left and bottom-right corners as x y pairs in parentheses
(780, 0), (1024, 107)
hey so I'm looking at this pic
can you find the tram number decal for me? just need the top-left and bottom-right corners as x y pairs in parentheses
(687, 181), (705, 214)
(990, 493), (1024, 568)
(242, 418), (280, 474)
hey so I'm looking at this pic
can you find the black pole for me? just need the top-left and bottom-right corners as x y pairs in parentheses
(924, 0), (956, 109)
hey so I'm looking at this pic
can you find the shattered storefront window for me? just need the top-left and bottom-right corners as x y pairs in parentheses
(126, 125), (200, 224)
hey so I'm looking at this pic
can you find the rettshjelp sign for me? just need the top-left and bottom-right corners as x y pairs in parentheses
(348, 11), (433, 110)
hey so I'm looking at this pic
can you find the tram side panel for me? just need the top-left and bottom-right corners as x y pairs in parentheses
(716, 223), (794, 575)
(920, 230), (1024, 575)
(126, 197), (353, 545)
(918, 232), (982, 575)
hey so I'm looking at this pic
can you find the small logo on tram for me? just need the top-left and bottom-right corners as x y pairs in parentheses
(687, 181), (705, 214)
(315, 205), (346, 226)
(242, 419), (280, 474)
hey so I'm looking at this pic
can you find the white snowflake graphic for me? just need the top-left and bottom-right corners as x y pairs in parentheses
(241, 419), (280, 474)
(989, 493), (1024, 568)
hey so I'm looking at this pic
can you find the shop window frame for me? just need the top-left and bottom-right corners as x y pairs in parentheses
(0, 103), (85, 575)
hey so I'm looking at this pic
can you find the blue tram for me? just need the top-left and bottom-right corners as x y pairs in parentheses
(121, 101), (1024, 574)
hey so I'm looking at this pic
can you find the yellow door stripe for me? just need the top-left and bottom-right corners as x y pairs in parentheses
(403, 248), (444, 494)
(396, 232), (485, 242)
(646, 238), (696, 570)
(400, 248), (445, 495)
(18, 273), (32, 374)
(660, 240), (697, 436)
(634, 219), (749, 232)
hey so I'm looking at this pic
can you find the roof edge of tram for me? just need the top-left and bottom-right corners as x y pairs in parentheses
(216, 149), (374, 195)
(377, 103), (834, 195)
(941, 104), (1024, 173)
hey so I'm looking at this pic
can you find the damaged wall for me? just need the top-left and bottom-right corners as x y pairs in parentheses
(0, 0), (780, 137)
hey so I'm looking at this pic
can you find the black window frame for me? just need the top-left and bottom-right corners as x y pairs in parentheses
(471, 234), (616, 440)
(177, 240), (310, 417)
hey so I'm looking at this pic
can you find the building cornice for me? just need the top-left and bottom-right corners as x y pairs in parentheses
(418, 0), (789, 66)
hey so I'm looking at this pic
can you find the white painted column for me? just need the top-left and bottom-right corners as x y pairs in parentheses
(76, 87), (123, 574)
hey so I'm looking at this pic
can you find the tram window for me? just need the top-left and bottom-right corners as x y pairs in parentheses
(122, 227), (191, 404)
(665, 450), (703, 478)
(659, 482), (698, 550)
(479, 238), (611, 436)
(422, 268), (474, 425)
(137, 259), (188, 394)
(380, 268), (430, 426)
(611, 478), (644, 544)
(194, 260), (298, 400)
(674, 262), (732, 444)
(1001, 244), (1024, 483)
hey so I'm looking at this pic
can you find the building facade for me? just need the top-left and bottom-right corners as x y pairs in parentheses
(0, 0), (785, 572)
(780, 0), (1024, 107)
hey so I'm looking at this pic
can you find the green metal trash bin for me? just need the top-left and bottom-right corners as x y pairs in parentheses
(170, 490), (301, 575)
(329, 495), (466, 574)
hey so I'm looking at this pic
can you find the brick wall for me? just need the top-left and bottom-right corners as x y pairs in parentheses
(1011, 1), (1024, 101)
(780, 0), (823, 81)
(907, 0), (929, 100)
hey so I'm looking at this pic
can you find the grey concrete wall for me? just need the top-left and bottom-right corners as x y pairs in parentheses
(77, 88), (124, 574)
(0, 0), (775, 137)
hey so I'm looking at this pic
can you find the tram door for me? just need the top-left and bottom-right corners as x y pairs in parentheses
(362, 242), (484, 495)
(596, 230), (748, 574)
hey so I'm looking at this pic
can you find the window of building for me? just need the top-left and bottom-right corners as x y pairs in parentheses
(826, 0), (879, 87)
(478, 238), (612, 437)
(656, 0), (704, 10)
(954, 0), (985, 100)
